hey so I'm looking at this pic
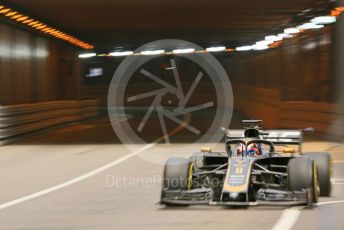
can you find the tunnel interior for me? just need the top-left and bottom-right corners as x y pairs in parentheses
(0, 1), (344, 229)
(0, 0), (343, 144)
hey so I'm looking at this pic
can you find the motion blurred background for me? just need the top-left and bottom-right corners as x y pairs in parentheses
(0, 1), (344, 230)
(0, 0), (343, 144)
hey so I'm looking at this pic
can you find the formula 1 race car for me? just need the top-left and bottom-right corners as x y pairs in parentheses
(160, 120), (331, 207)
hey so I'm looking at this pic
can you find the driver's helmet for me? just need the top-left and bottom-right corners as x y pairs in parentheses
(247, 143), (260, 157)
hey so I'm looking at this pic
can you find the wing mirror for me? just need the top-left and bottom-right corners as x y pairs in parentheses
(304, 127), (315, 132)
(200, 147), (212, 153)
(283, 147), (296, 154)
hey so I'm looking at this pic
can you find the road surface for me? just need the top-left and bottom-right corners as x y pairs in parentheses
(0, 117), (343, 230)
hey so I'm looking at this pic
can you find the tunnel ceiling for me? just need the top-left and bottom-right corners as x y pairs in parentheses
(9, 0), (332, 50)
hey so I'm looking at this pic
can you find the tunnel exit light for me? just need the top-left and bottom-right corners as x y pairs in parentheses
(311, 16), (336, 25)
(265, 35), (282, 42)
(297, 23), (324, 30)
(110, 51), (134, 56)
(277, 33), (293, 39)
(284, 28), (300, 34)
(252, 44), (269, 51)
(141, 50), (165, 55)
(236, 46), (253, 51)
(256, 40), (273, 46)
(0, 4), (94, 50)
(78, 53), (96, 58)
(172, 48), (195, 54)
(206, 46), (226, 52)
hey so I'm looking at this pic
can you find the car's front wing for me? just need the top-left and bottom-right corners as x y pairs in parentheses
(161, 188), (311, 206)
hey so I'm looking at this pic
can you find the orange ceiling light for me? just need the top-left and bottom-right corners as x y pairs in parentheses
(6, 11), (17, 17)
(28, 21), (39, 26)
(331, 7), (344, 17)
(16, 16), (28, 22)
(11, 14), (23, 20)
(23, 18), (33, 23)
(0, 8), (10, 14)
(31, 23), (43, 28)
(0, 4), (94, 50)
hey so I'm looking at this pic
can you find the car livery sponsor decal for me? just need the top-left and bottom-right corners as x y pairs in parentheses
(223, 157), (253, 193)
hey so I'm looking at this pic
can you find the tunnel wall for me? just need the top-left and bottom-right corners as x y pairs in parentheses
(226, 26), (333, 103)
(0, 100), (98, 143)
(223, 25), (341, 137)
(0, 21), (82, 105)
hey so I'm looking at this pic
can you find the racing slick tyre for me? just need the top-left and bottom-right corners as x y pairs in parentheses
(303, 152), (331, 196)
(161, 157), (192, 206)
(288, 158), (319, 204)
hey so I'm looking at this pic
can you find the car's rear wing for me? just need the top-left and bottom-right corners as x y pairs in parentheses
(226, 129), (303, 151)
(242, 119), (262, 128)
(261, 130), (302, 145)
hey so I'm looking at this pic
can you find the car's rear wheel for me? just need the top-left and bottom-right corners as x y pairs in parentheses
(161, 157), (192, 206)
(303, 152), (331, 196)
(288, 158), (318, 204)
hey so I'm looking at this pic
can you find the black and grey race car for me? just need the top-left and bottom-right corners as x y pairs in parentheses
(160, 120), (331, 207)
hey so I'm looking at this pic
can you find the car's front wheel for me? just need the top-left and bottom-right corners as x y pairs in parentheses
(303, 152), (331, 196)
(288, 158), (319, 205)
(161, 157), (192, 206)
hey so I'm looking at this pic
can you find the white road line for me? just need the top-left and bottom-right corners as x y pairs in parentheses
(271, 206), (302, 230)
(272, 200), (344, 230)
(317, 200), (344, 206)
(331, 178), (344, 182)
(332, 178), (344, 185)
(0, 143), (156, 210)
